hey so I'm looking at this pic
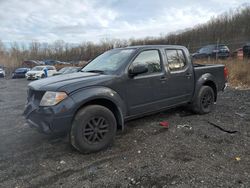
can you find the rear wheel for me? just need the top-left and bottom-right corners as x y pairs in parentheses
(41, 74), (45, 78)
(70, 105), (117, 153)
(191, 86), (215, 114)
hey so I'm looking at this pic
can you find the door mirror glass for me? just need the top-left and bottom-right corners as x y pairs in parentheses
(129, 64), (148, 77)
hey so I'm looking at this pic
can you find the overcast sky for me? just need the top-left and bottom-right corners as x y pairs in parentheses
(0, 0), (249, 44)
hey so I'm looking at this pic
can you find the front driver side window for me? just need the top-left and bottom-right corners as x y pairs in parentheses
(130, 50), (161, 75)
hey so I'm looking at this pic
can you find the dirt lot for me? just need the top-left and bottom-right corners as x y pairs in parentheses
(0, 78), (250, 188)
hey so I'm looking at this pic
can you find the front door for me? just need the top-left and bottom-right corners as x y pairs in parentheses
(126, 49), (164, 116)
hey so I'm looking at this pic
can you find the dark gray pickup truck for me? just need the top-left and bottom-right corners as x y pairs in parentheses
(24, 45), (227, 153)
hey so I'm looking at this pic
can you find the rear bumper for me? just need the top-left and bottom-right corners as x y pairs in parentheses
(24, 97), (75, 134)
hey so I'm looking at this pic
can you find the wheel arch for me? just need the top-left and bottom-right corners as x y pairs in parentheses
(203, 80), (217, 101)
(83, 98), (124, 130)
(69, 86), (126, 131)
(193, 73), (218, 102)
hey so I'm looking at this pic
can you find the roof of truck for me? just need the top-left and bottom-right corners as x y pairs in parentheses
(124, 45), (186, 49)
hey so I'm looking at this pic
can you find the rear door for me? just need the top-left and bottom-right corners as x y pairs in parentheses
(158, 48), (195, 106)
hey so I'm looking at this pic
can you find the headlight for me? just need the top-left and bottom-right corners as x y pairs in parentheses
(40, 91), (68, 106)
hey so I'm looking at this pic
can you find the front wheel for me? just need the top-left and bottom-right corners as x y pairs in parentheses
(70, 105), (117, 153)
(191, 86), (215, 114)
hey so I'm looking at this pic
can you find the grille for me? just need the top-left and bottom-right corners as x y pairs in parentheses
(27, 88), (45, 105)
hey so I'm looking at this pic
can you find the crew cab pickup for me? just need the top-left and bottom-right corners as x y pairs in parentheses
(23, 45), (227, 153)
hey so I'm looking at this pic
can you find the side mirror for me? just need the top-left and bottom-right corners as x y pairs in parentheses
(129, 64), (148, 77)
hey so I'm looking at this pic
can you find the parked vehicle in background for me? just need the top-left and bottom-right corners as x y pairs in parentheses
(232, 48), (244, 60)
(243, 43), (250, 59)
(44, 60), (61, 66)
(0, 68), (5, 78)
(25, 66), (57, 80)
(12, 68), (31, 79)
(53, 66), (81, 76)
(192, 44), (230, 60)
(24, 45), (227, 153)
(22, 60), (44, 68)
(58, 62), (71, 65)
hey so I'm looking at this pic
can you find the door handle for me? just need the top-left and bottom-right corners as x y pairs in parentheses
(186, 73), (192, 79)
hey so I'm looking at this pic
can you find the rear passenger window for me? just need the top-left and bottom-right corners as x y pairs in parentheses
(165, 49), (186, 71)
(131, 50), (161, 75)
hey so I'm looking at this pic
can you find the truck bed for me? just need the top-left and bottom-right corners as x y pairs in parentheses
(193, 63), (226, 92)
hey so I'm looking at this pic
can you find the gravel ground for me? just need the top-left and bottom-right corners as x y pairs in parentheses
(0, 78), (250, 188)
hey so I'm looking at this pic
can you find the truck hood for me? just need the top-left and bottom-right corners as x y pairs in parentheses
(28, 72), (115, 93)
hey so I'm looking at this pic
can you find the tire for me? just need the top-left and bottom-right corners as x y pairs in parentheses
(41, 74), (45, 78)
(70, 105), (117, 153)
(191, 86), (215, 114)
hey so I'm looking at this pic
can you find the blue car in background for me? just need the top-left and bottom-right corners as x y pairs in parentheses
(12, 68), (30, 79)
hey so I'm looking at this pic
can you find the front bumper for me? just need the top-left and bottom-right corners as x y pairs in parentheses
(26, 74), (41, 80)
(24, 96), (75, 134)
(13, 74), (26, 78)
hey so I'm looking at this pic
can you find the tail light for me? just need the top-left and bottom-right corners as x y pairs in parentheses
(224, 67), (228, 80)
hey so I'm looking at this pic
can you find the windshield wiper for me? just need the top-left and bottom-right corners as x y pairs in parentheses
(83, 70), (105, 74)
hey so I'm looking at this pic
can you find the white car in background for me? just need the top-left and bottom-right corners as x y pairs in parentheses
(0, 68), (5, 78)
(25, 66), (57, 80)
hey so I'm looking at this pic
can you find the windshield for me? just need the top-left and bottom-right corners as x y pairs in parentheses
(82, 49), (135, 73)
(31, 66), (44, 71)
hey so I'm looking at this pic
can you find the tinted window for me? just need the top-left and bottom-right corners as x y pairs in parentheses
(165, 49), (186, 71)
(130, 50), (161, 75)
(244, 46), (250, 51)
